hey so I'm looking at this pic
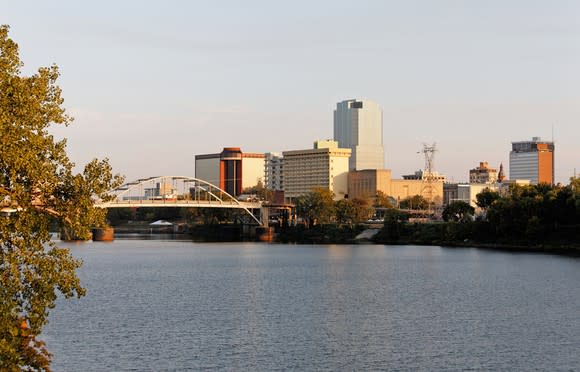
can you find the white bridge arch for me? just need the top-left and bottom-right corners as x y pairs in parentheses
(95, 176), (263, 225)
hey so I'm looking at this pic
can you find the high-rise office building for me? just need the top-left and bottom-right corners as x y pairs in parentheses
(282, 140), (351, 200)
(195, 147), (265, 196)
(333, 99), (384, 171)
(509, 137), (554, 185)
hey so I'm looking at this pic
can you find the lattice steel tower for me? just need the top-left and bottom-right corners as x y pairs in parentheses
(420, 143), (437, 213)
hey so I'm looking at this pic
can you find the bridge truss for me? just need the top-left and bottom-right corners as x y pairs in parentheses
(95, 176), (263, 225)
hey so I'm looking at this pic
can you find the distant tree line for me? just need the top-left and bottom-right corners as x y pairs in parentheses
(376, 178), (580, 248)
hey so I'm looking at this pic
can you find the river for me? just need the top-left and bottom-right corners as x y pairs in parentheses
(42, 239), (580, 371)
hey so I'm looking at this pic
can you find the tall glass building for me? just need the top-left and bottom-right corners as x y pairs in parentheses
(333, 99), (384, 171)
(509, 137), (555, 185)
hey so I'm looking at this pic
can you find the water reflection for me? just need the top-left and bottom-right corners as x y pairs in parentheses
(44, 241), (580, 371)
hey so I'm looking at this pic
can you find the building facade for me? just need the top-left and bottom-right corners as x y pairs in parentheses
(447, 183), (498, 208)
(402, 169), (447, 183)
(264, 152), (284, 191)
(282, 140), (351, 200)
(195, 147), (265, 196)
(348, 169), (444, 206)
(509, 137), (554, 185)
(333, 99), (384, 171)
(469, 161), (498, 184)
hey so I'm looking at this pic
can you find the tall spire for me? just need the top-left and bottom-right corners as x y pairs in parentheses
(498, 163), (505, 183)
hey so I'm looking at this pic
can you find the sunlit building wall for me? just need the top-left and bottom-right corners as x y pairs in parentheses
(334, 99), (384, 171)
(469, 161), (498, 184)
(282, 140), (351, 200)
(348, 169), (443, 205)
(195, 147), (265, 196)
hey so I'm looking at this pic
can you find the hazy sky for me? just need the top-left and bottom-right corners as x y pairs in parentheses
(3, 1), (579, 184)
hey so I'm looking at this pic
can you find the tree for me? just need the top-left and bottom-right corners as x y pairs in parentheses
(442, 201), (475, 222)
(335, 197), (373, 225)
(475, 188), (500, 211)
(350, 197), (374, 224)
(0, 25), (123, 371)
(381, 209), (409, 241)
(399, 195), (429, 210)
(294, 187), (335, 228)
(335, 198), (355, 225)
(374, 190), (394, 209)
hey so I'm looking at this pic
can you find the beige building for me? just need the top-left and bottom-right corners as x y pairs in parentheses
(469, 161), (498, 184)
(195, 147), (265, 196)
(282, 140), (351, 200)
(348, 169), (443, 205)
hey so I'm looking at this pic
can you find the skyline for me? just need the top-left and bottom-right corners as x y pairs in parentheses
(3, 1), (578, 184)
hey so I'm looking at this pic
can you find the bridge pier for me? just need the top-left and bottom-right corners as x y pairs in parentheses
(92, 227), (115, 241)
(260, 206), (269, 227)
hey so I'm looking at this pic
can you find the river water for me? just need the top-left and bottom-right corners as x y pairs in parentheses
(42, 239), (580, 371)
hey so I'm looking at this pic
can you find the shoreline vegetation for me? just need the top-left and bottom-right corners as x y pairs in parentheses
(105, 222), (580, 257)
(106, 180), (580, 257)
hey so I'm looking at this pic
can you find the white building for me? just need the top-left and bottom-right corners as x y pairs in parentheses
(264, 152), (283, 191)
(456, 183), (498, 208)
(282, 140), (351, 200)
(334, 99), (384, 171)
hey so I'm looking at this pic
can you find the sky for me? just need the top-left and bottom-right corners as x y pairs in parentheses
(3, 1), (579, 184)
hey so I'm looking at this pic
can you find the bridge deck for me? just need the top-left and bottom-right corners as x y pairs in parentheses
(97, 200), (262, 209)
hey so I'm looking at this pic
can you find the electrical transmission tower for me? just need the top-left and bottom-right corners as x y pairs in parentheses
(420, 143), (437, 215)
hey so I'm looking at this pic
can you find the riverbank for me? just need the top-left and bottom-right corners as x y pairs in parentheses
(109, 221), (580, 256)
(274, 223), (580, 257)
(371, 221), (580, 257)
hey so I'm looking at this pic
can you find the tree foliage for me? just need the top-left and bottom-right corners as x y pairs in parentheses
(442, 201), (475, 222)
(335, 197), (373, 225)
(0, 25), (123, 371)
(475, 188), (500, 210)
(399, 195), (429, 210)
(294, 187), (335, 228)
(485, 183), (578, 241)
(380, 209), (409, 241)
(374, 190), (394, 208)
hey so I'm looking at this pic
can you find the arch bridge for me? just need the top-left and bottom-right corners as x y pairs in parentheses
(95, 176), (264, 225)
